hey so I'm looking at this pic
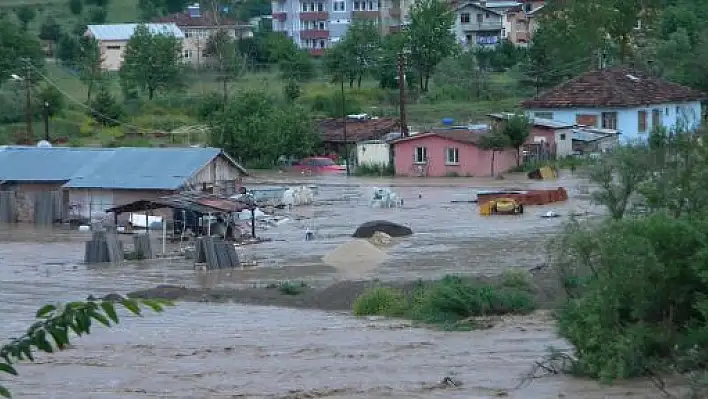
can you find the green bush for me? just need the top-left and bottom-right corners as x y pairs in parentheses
(554, 214), (708, 382)
(354, 163), (394, 177)
(352, 276), (536, 328)
(278, 281), (308, 296)
(353, 287), (408, 317)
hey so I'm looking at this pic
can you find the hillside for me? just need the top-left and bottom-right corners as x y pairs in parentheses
(0, 0), (140, 29)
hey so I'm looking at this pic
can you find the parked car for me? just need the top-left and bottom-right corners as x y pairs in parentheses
(291, 157), (347, 174)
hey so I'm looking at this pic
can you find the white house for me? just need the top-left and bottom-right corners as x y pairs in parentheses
(453, 2), (504, 48)
(521, 67), (705, 143)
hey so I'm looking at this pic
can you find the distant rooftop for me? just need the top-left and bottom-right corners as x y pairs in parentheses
(488, 113), (576, 129)
(0, 146), (245, 190)
(86, 23), (185, 41)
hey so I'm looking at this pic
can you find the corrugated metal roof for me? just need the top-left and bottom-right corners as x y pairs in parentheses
(488, 113), (576, 129)
(87, 23), (185, 41)
(0, 147), (243, 190)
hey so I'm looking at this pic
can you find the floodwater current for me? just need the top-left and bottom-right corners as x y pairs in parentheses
(0, 173), (681, 398)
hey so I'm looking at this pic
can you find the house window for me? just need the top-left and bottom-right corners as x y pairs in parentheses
(354, 1), (360, 10)
(638, 110), (647, 132)
(183, 50), (191, 58)
(534, 112), (553, 120)
(202, 49), (210, 57)
(601, 112), (617, 130)
(485, 12), (490, 18)
(559, 133), (566, 140)
(301, 2), (308, 11)
(477, 13), (483, 23)
(414, 147), (428, 163)
(106, 45), (121, 50)
(460, 13), (470, 23)
(445, 147), (459, 165)
(318, 21), (326, 29)
(333, 1), (345, 11)
(524, 3), (532, 12)
(652, 109), (662, 127)
(317, 2), (324, 11)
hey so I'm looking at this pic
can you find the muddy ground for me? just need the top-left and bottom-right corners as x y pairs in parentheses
(127, 265), (561, 312)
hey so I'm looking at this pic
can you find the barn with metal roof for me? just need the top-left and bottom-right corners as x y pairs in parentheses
(0, 146), (247, 223)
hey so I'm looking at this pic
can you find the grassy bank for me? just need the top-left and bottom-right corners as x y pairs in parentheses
(352, 271), (537, 330)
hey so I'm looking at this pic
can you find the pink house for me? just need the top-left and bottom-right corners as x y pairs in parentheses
(391, 129), (518, 177)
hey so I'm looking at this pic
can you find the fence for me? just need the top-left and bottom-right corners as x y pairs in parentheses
(0, 190), (65, 224)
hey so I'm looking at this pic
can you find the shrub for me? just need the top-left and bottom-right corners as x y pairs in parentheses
(353, 287), (407, 317)
(354, 163), (394, 177)
(554, 214), (708, 383)
(500, 269), (533, 292)
(278, 281), (308, 296)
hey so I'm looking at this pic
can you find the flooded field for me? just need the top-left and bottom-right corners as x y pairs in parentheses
(0, 173), (675, 398)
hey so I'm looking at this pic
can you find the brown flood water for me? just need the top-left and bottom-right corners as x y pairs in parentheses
(0, 173), (680, 398)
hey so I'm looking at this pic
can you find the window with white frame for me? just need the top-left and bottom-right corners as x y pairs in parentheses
(318, 21), (326, 29)
(460, 13), (470, 23)
(353, 1), (361, 10)
(183, 49), (191, 58)
(445, 147), (459, 165)
(333, 0), (345, 11)
(317, 2), (324, 11)
(414, 147), (428, 163)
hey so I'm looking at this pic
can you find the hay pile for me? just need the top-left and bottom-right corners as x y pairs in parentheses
(323, 239), (389, 277)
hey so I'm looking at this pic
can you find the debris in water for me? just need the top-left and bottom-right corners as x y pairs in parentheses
(541, 210), (560, 218)
(323, 239), (388, 276)
(369, 231), (392, 246)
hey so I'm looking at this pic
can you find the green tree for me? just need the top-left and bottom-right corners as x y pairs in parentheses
(206, 29), (244, 104)
(86, 0), (110, 6)
(209, 91), (319, 165)
(431, 51), (484, 100)
(278, 50), (315, 82)
(0, 297), (169, 398)
(262, 31), (298, 63)
(56, 33), (81, 67)
(375, 32), (416, 89)
(69, 0), (84, 15)
(0, 18), (44, 83)
(78, 36), (103, 103)
(119, 24), (184, 100)
(336, 21), (380, 88)
(498, 114), (531, 166)
(14, 6), (35, 31)
(88, 6), (108, 23)
(39, 17), (62, 42)
(323, 44), (355, 86)
(406, 0), (458, 91)
(478, 133), (510, 177)
(90, 84), (123, 126)
(37, 86), (65, 118)
(283, 79), (300, 102)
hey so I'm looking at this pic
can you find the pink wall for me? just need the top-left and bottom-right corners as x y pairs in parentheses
(393, 136), (518, 177)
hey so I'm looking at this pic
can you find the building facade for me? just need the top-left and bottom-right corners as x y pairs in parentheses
(0, 146), (247, 223)
(271, 0), (410, 54)
(453, 2), (504, 48)
(155, 4), (253, 68)
(506, 1), (544, 46)
(85, 23), (185, 71)
(522, 67), (705, 143)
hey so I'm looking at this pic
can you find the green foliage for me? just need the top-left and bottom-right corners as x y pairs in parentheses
(353, 287), (408, 317)
(354, 163), (395, 177)
(69, 0), (84, 15)
(283, 79), (301, 102)
(407, 0), (459, 91)
(14, 6), (35, 31)
(474, 39), (526, 72)
(37, 86), (65, 117)
(278, 50), (315, 82)
(298, 87), (364, 118)
(208, 90), (319, 165)
(206, 29), (244, 103)
(353, 276), (536, 329)
(87, 6), (108, 24)
(90, 84), (122, 126)
(39, 17), (62, 41)
(0, 17), (44, 81)
(0, 297), (170, 398)
(77, 36), (103, 103)
(277, 281), (308, 296)
(478, 132), (511, 176)
(120, 24), (184, 100)
(325, 21), (380, 88)
(495, 114), (531, 166)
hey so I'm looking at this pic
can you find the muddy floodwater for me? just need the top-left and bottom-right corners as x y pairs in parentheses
(0, 174), (676, 398)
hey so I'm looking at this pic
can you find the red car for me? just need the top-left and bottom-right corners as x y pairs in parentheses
(292, 157), (347, 174)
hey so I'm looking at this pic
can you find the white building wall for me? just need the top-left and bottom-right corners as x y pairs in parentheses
(526, 101), (702, 143)
(357, 142), (390, 166)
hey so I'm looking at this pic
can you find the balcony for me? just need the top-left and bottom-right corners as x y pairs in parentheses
(272, 12), (287, 22)
(300, 29), (330, 39)
(309, 48), (325, 56)
(300, 11), (328, 20)
(460, 21), (502, 32)
(352, 10), (380, 20)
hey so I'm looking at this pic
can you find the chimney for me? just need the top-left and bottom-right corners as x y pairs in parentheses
(188, 3), (201, 18)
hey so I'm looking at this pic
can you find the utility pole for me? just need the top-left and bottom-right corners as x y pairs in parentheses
(397, 52), (409, 137)
(341, 76), (350, 176)
(43, 101), (50, 142)
(21, 58), (33, 143)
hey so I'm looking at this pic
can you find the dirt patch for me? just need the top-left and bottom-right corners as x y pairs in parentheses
(127, 267), (562, 312)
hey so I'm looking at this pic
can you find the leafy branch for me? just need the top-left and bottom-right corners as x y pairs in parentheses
(0, 296), (171, 398)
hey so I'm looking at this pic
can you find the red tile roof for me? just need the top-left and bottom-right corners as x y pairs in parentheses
(317, 117), (400, 143)
(153, 11), (246, 27)
(391, 128), (489, 146)
(521, 67), (705, 109)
